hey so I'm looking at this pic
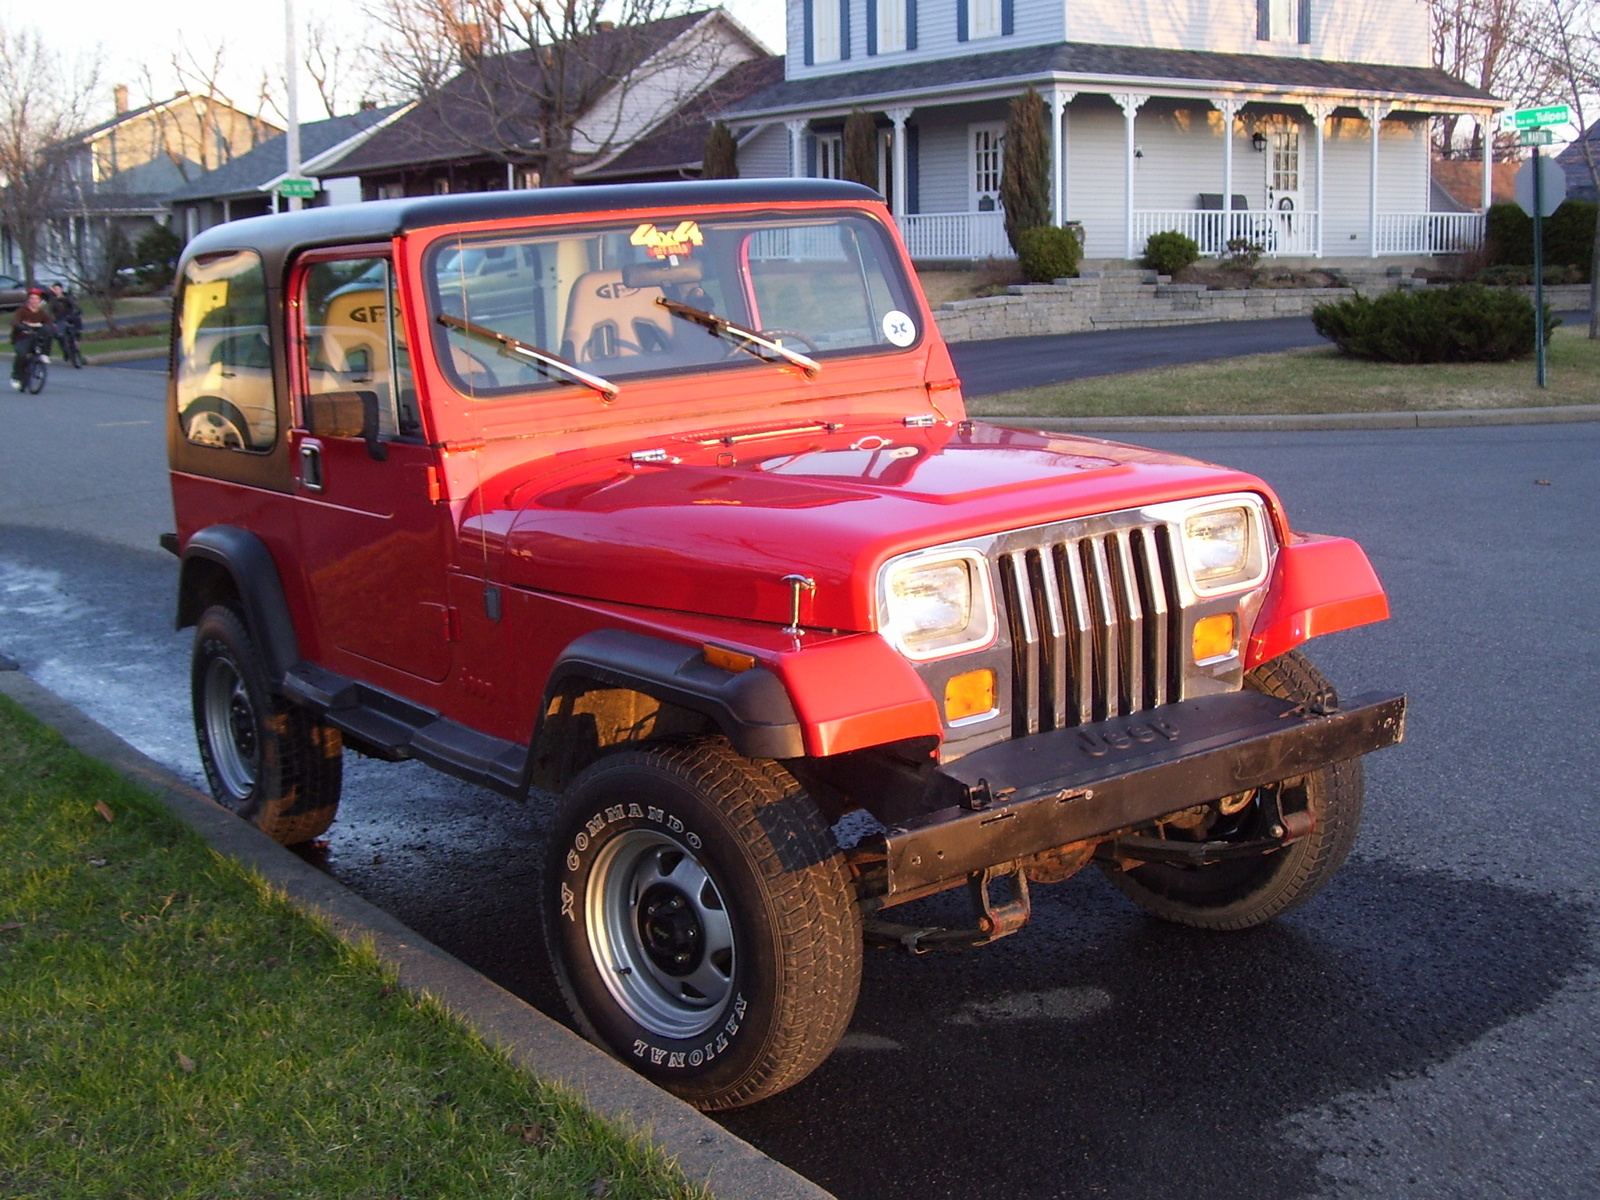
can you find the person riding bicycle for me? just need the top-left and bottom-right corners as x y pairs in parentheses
(46, 282), (83, 365)
(10, 289), (57, 391)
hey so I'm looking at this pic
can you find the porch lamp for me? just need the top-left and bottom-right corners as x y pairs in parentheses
(1250, 131), (1269, 153)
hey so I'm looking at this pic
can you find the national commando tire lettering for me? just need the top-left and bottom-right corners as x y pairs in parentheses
(1097, 649), (1364, 930)
(191, 605), (344, 845)
(542, 737), (862, 1111)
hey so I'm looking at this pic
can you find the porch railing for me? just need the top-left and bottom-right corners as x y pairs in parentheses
(900, 211), (1011, 260)
(1133, 209), (1322, 259)
(1374, 212), (1485, 256)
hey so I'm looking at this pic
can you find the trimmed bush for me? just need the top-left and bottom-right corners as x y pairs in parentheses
(1473, 263), (1585, 287)
(1144, 230), (1201, 276)
(1485, 200), (1596, 282)
(1000, 87), (1051, 254)
(1312, 284), (1557, 363)
(1015, 225), (1082, 283)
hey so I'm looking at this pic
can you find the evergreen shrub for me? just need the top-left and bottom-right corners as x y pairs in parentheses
(1311, 284), (1557, 363)
(1485, 200), (1596, 282)
(1015, 225), (1082, 282)
(1143, 230), (1201, 276)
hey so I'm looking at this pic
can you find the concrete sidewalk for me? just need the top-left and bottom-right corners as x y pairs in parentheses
(0, 664), (832, 1200)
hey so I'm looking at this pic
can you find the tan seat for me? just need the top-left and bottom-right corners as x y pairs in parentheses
(560, 270), (674, 363)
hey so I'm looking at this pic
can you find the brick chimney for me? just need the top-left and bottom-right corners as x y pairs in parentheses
(114, 84), (129, 114)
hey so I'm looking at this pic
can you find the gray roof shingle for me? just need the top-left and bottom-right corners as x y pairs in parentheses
(166, 108), (402, 201)
(726, 41), (1497, 116)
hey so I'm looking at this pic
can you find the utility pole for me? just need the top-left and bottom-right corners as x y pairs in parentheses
(285, 0), (302, 213)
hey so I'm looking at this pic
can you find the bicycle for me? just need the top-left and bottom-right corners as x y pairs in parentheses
(56, 320), (85, 369)
(12, 334), (48, 394)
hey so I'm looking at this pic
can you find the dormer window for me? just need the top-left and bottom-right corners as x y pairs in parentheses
(1257, 0), (1311, 44)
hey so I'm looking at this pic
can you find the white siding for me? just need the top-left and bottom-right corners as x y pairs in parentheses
(1063, 96), (1128, 257)
(787, 0), (1067, 81)
(912, 100), (1012, 212)
(1321, 113), (1430, 255)
(737, 123), (793, 177)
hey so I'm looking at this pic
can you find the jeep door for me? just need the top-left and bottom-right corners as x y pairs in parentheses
(289, 251), (454, 685)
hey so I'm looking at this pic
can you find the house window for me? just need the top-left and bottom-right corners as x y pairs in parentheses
(970, 122), (1004, 210)
(877, 0), (906, 52)
(815, 134), (845, 179)
(813, 0), (841, 62)
(968, 0), (1002, 40)
(1258, 0), (1311, 43)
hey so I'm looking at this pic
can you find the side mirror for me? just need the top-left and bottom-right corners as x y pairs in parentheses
(305, 389), (388, 461)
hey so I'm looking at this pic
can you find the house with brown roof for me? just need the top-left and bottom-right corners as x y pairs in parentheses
(721, 0), (1503, 262)
(323, 9), (776, 198)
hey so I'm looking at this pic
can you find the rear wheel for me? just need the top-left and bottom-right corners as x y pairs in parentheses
(1098, 650), (1363, 930)
(191, 605), (342, 844)
(544, 738), (862, 1110)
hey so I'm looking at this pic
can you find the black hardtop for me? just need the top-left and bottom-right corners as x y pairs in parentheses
(179, 178), (884, 278)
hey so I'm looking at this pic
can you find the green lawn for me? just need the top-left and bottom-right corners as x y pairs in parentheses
(0, 696), (706, 1200)
(83, 334), (169, 359)
(968, 325), (1600, 418)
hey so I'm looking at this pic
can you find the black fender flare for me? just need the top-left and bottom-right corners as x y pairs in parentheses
(176, 526), (301, 685)
(539, 630), (806, 763)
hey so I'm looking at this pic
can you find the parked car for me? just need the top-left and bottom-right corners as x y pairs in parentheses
(0, 273), (31, 312)
(164, 180), (1405, 1111)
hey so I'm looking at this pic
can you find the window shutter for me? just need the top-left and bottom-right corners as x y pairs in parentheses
(906, 0), (918, 49)
(866, 0), (877, 54)
(957, 0), (968, 42)
(840, 0), (851, 58)
(803, 0), (814, 64)
(1298, 0), (1311, 43)
(906, 124), (920, 213)
(1002, 0), (1014, 35)
(806, 134), (818, 178)
(1256, 0), (1270, 40)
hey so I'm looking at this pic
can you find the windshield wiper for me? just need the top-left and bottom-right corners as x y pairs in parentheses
(438, 312), (619, 403)
(656, 298), (821, 378)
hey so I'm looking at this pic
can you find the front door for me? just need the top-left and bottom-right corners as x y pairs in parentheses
(290, 251), (454, 686)
(1267, 128), (1305, 252)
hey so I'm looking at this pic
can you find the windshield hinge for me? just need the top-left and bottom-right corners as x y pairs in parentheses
(903, 413), (939, 427)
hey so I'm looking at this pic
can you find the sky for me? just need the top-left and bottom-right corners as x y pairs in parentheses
(3, 0), (787, 124)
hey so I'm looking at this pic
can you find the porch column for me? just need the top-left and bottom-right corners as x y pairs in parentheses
(1480, 111), (1495, 211)
(1307, 102), (1336, 258)
(1366, 103), (1392, 257)
(1113, 93), (1150, 259)
(1049, 89), (1075, 227)
(887, 107), (912, 220)
(1218, 98), (1241, 248)
(786, 118), (808, 178)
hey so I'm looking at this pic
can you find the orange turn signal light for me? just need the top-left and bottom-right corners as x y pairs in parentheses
(703, 644), (756, 674)
(1192, 613), (1237, 662)
(944, 669), (996, 722)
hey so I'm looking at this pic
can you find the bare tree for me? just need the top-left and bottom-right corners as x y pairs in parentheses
(1428, 0), (1549, 156)
(0, 26), (100, 285)
(362, 0), (741, 185)
(138, 40), (281, 184)
(304, 17), (381, 119)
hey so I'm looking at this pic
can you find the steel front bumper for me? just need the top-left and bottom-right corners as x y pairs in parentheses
(880, 689), (1406, 897)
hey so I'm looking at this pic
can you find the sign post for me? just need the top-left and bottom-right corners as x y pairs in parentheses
(1508, 105), (1573, 389)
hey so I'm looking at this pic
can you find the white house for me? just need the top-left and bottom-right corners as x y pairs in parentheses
(723, 0), (1501, 261)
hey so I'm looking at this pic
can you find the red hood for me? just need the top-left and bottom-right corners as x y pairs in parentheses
(469, 421), (1276, 632)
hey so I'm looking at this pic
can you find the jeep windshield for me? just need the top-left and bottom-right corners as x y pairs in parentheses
(424, 210), (920, 399)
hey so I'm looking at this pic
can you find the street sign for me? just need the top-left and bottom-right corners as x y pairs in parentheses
(275, 176), (316, 199)
(1500, 105), (1572, 132)
(1518, 129), (1556, 147)
(1514, 156), (1567, 218)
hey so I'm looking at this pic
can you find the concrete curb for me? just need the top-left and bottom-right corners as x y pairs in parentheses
(84, 347), (167, 365)
(0, 667), (833, 1200)
(988, 404), (1600, 434)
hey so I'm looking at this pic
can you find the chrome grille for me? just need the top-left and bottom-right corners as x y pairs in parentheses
(998, 524), (1182, 736)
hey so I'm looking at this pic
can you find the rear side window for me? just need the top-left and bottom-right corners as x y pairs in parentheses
(175, 251), (274, 452)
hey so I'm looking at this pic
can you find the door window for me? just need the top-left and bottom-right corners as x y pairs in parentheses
(971, 123), (1004, 210)
(299, 256), (419, 439)
(175, 250), (274, 452)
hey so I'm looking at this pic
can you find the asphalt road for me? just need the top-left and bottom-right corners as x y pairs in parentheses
(3, 365), (1598, 1199)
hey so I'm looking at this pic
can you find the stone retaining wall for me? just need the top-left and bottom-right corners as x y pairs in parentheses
(931, 272), (1593, 344)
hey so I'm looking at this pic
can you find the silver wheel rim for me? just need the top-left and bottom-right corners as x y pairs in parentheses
(203, 656), (258, 800)
(586, 829), (736, 1040)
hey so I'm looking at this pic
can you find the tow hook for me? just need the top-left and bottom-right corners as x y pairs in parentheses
(864, 862), (1033, 954)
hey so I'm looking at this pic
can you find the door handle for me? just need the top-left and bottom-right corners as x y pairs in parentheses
(299, 440), (325, 491)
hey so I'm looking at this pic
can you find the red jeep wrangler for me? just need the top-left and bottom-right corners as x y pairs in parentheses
(166, 180), (1404, 1110)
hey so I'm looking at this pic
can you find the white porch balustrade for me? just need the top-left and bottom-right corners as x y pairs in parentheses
(899, 211), (1011, 261)
(1133, 209), (1321, 258)
(1374, 213), (1485, 256)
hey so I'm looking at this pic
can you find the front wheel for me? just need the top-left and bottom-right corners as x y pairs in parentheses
(23, 355), (45, 394)
(543, 739), (862, 1110)
(191, 605), (343, 844)
(1097, 650), (1364, 930)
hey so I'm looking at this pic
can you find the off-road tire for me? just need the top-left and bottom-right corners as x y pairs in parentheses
(192, 605), (343, 844)
(544, 738), (862, 1110)
(1098, 649), (1363, 930)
